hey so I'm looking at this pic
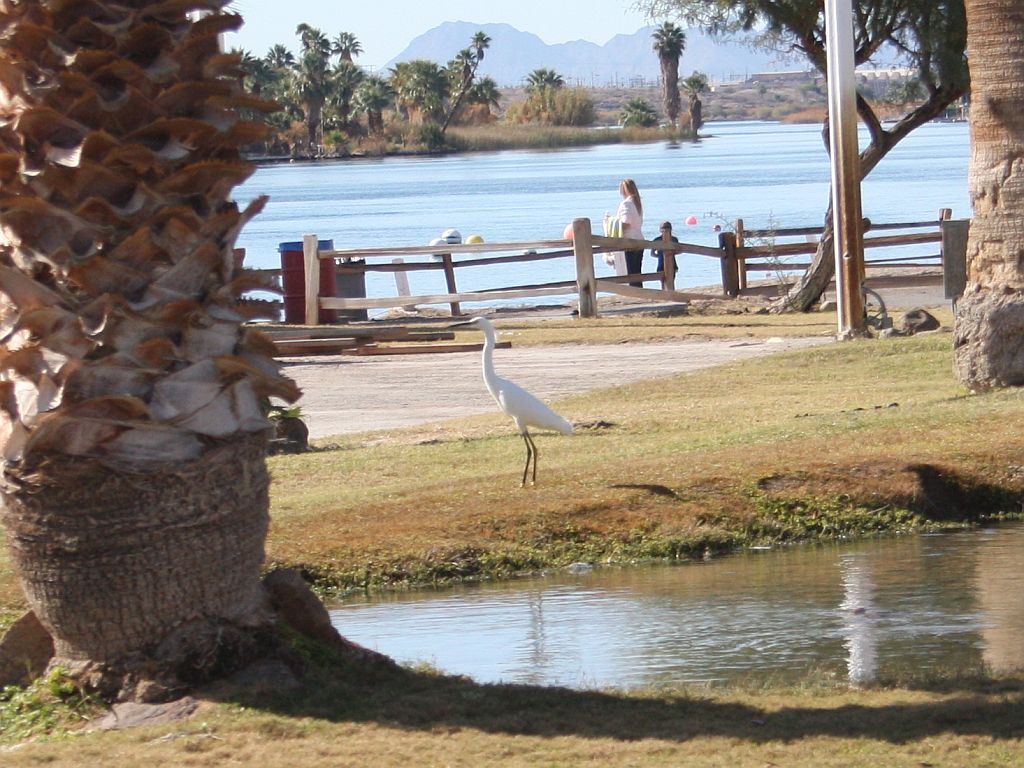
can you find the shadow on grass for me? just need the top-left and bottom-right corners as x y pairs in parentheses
(216, 657), (1024, 745)
(906, 463), (1024, 521)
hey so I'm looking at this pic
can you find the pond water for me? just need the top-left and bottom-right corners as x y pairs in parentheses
(330, 524), (1024, 689)
(235, 120), (970, 307)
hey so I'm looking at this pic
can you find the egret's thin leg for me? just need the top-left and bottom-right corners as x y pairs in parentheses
(520, 431), (532, 487)
(527, 432), (539, 485)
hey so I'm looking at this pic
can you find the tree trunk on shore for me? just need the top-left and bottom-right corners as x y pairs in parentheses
(776, 90), (965, 312)
(953, 0), (1024, 389)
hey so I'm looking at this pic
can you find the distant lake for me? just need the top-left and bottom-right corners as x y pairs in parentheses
(235, 120), (970, 305)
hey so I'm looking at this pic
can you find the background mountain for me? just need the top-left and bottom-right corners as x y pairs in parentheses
(384, 22), (805, 87)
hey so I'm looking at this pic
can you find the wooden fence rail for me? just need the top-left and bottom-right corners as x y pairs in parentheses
(723, 208), (959, 296)
(285, 211), (965, 325)
(300, 219), (698, 324)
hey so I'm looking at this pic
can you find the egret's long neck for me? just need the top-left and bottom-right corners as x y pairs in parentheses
(479, 324), (500, 396)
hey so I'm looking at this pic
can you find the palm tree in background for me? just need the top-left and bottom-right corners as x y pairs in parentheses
(621, 97), (659, 127)
(441, 32), (492, 132)
(356, 75), (395, 135)
(266, 43), (296, 70)
(652, 21), (686, 128)
(391, 59), (448, 123)
(682, 71), (708, 136)
(291, 24), (333, 151)
(525, 68), (565, 94)
(296, 22), (331, 58)
(0, 0), (298, 697)
(468, 76), (502, 114)
(238, 49), (273, 96)
(472, 31), (491, 61)
(330, 59), (366, 132)
(332, 31), (363, 63)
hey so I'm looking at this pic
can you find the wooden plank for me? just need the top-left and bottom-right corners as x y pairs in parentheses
(590, 235), (657, 250)
(341, 250), (574, 273)
(595, 279), (696, 302)
(320, 285), (576, 311)
(744, 263), (812, 272)
(863, 231), (941, 248)
(273, 337), (360, 349)
(263, 327), (455, 342)
(344, 341), (512, 356)
(324, 240), (573, 259)
(719, 231), (740, 297)
(863, 273), (943, 288)
(941, 219), (970, 300)
(678, 242), (729, 258)
(742, 225), (825, 238)
(738, 241), (818, 258)
(303, 235), (320, 326)
(573, 217), (597, 318)
(440, 253), (461, 316)
(864, 256), (941, 266)
(742, 218), (942, 239)
(737, 231), (941, 263)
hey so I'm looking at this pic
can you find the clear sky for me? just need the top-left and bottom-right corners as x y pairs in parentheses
(226, 0), (657, 68)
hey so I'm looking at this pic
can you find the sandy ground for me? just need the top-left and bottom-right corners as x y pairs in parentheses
(282, 280), (949, 439)
(283, 336), (833, 439)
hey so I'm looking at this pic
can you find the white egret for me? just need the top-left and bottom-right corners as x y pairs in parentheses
(456, 317), (573, 486)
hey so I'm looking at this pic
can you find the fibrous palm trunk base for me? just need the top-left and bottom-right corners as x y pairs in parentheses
(1, 434), (284, 701)
(954, 288), (1024, 390)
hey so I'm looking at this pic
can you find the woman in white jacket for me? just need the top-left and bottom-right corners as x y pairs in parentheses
(616, 178), (645, 286)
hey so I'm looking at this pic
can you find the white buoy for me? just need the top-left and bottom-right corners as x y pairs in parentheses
(442, 228), (462, 244)
(429, 236), (447, 260)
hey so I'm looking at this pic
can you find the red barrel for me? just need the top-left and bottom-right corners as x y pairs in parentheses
(279, 240), (337, 324)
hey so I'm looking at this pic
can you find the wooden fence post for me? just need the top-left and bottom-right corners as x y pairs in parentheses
(661, 231), (677, 291)
(941, 218), (970, 301)
(718, 231), (740, 297)
(440, 253), (461, 316)
(303, 234), (320, 326)
(735, 218), (747, 291)
(572, 217), (597, 318)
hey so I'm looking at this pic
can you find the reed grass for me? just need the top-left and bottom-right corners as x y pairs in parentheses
(445, 123), (690, 152)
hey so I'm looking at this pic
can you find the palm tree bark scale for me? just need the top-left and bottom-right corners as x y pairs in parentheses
(1, 433), (270, 664)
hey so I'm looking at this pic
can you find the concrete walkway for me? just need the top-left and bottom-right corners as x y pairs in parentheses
(283, 336), (831, 438)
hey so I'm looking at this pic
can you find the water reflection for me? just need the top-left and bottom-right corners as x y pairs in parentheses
(330, 524), (1024, 689)
(975, 528), (1024, 673)
(839, 554), (877, 683)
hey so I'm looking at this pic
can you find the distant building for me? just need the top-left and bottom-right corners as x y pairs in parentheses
(854, 67), (917, 99)
(745, 70), (819, 85)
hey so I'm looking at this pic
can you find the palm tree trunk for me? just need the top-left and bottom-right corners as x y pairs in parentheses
(0, 2), (302, 698)
(954, 0), (1024, 388)
(662, 62), (680, 127)
(306, 99), (324, 153)
(2, 434), (271, 665)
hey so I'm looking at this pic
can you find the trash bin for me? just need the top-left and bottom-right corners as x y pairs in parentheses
(335, 260), (368, 322)
(279, 239), (336, 324)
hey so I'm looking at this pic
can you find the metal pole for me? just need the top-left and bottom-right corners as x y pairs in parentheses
(824, 0), (866, 337)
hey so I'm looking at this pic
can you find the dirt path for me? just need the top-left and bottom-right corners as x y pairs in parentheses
(283, 337), (831, 438)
